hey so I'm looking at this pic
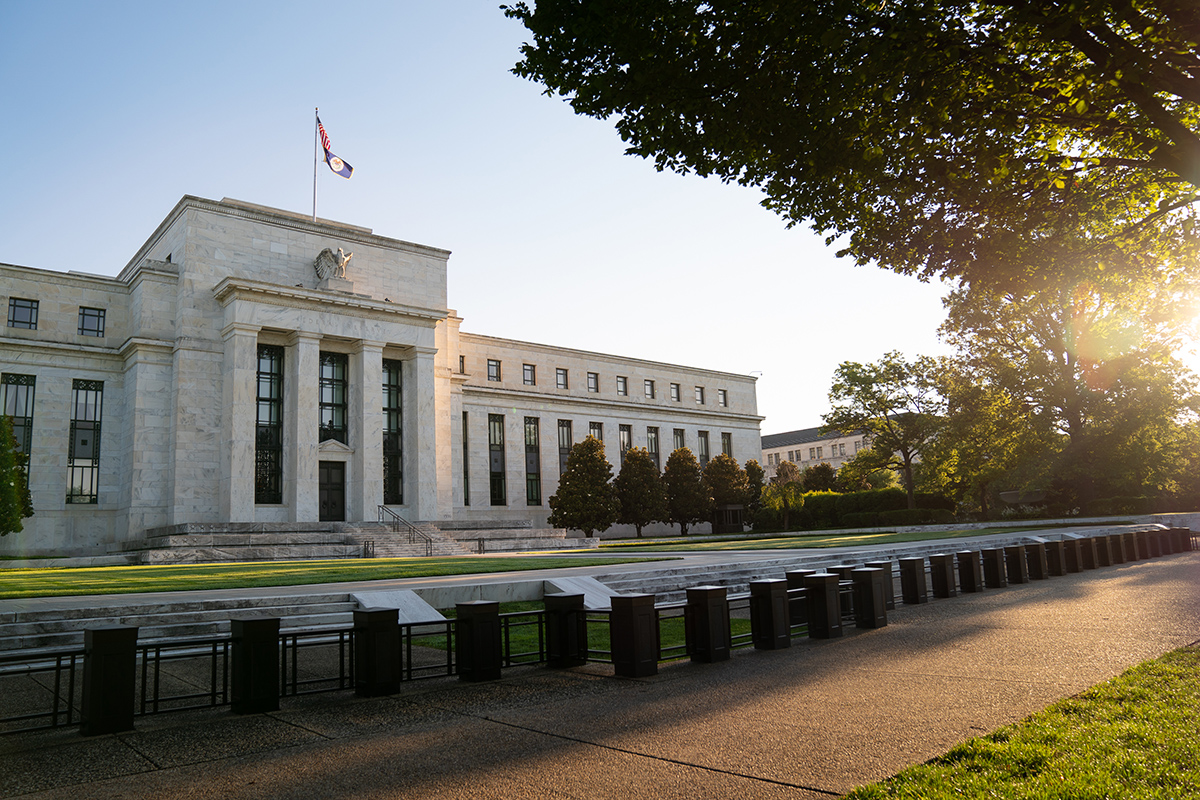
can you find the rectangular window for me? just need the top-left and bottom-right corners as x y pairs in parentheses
(556, 368), (569, 389)
(487, 359), (502, 382)
(523, 363), (536, 386)
(787, 451), (794, 462)
(7, 298), (38, 330)
(721, 432), (733, 457)
(817, 446), (824, 459)
(78, 307), (106, 337)
(673, 428), (685, 451)
(616, 376), (628, 396)
(462, 411), (470, 506)
(459, 355), (465, 373)
(587, 372), (599, 392)
(809, 447), (816, 460)
(525, 417), (541, 505)
(489, 414), (506, 506)
(589, 421), (603, 441)
(695, 386), (705, 405)
(855, 440), (863, 453)
(718, 389), (728, 407)
(382, 359), (403, 505)
(1, 373), (35, 457)
(697, 431), (710, 468)
(670, 383), (680, 402)
(66, 379), (103, 504)
(644, 379), (655, 399)
(619, 424), (632, 464)
(319, 352), (348, 444)
(558, 419), (572, 475)
(647, 426), (660, 469)
(256, 345), (284, 504)
(838, 443), (846, 456)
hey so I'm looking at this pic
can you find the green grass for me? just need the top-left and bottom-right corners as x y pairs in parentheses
(599, 525), (1081, 552)
(845, 647), (1200, 799)
(0, 556), (672, 599)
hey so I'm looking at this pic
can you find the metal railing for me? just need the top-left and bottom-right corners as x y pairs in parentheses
(378, 506), (434, 557)
(0, 650), (83, 734)
(137, 638), (230, 716)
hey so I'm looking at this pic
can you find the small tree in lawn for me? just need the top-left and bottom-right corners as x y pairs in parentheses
(744, 459), (765, 517)
(760, 460), (805, 531)
(663, 447), (711, 535)
(0, 416), (32, 536)
(548, 435), (617, 538)
(614, 447), (668, 538)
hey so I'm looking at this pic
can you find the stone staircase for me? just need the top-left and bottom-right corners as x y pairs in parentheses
(0, 593), (358, 654)
(341, 522), (472, 557)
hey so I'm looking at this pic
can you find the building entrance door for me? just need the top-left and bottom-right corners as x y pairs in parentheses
(319, 461), (345, 522)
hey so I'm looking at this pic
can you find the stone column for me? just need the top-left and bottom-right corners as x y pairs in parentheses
(286, 331), (321, 521)
(351, 340), (385, 522)
(405, 347), (440, 521)
(221, 323), (261, 522)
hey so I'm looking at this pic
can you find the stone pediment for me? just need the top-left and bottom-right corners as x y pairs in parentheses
(318, 438), (354, 454)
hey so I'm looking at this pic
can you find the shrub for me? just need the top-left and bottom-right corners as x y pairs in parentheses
(802, 491), (841, 529)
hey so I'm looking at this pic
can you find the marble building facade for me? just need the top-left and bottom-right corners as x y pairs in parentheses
(0, 196), (762, 555)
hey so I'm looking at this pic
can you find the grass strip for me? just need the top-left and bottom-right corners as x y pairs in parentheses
(0, 556), (671, 599)
(599, 525), (1076, 552)
(845, 646), (1200, 799)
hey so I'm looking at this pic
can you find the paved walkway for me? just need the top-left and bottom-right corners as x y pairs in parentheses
(2, 550), (1197, 799)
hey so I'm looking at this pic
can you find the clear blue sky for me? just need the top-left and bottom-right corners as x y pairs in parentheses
(1, 1), (957, 434)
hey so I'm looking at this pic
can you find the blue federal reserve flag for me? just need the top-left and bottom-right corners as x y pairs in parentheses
(317, 116), (354, 179)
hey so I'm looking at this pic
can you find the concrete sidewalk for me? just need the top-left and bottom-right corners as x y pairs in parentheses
(2, 552), (1198, 799)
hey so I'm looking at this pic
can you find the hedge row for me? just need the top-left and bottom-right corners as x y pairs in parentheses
(752, 487), (957, 532)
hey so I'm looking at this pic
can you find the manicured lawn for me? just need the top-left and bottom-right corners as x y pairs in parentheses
(599, 525), (1079, 552)
(0, 556), (671, 599)
(845, 647), (1200, 799)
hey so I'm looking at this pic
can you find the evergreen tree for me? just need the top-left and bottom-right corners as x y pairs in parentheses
(703, 452), (749, 507)
(548, 435), (618, 538)
(662, 447), (710, 535)
(801, 462), (838, 493)
(0, 416), (32, 536)
(744, 459), (765, 517)
(614, 447), (668, 538)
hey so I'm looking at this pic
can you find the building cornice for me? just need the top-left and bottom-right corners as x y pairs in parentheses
(212, 278), (448, 328)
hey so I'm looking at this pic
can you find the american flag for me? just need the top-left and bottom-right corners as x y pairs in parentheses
(318, 119), (332, 152)
(316, 115), (353, 179)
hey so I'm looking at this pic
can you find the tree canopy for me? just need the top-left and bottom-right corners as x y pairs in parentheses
(824, 352), (945, 508)
(548, 435), (618, 537)
(663, 447), (712, 534)
(703, 452), (750, 507)
(0, 416), (32, 536)
(506, 0), (1200, 290)
(614, 446), (669, 537)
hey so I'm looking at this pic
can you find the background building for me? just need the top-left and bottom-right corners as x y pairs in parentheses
(0, 196), (761, 556)
(760, 426), (864, 479)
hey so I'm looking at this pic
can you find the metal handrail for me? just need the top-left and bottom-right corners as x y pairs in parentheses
(377, 506), (434, 557)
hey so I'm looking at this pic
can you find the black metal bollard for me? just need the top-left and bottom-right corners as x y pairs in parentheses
(1045, 540), (1066, 576)
(81, 625), (138, 736)
(863, 560), (896, 610)
(1134, 530), (1150, 560)
(1108, 534), (1126, 564)
(1122, 532), (1139, 561)
(231, 617), (280, 715)
(898, 557), (929, 604)
(354, 608), (401, 697)
(685, 586), (731, 663)
(1149, 530), (1163, 558)
(1026, 542), (1049, 580)
(1004, 545), (1030, 584)
(750, 579), (791, 650)
(1164, 529), (1179, 555)
(957, 551), (983, 593)
(1094, 535), (1112, 567)
(928, 553), (957, 598)
(852, 568), (888, 629)
(611, 594), (658, 677)
(785, 569), (818, 624)
(804, 573), (844, 639)
(1080, 536), (1098, 569)
(456, 601), (502, 682)
(545, 592), (588, 668)
(1062, 537), (1082, 572)
(982, 548), (1008, 588)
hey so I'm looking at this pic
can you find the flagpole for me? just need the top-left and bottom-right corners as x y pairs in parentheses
(312, 107), (319, 222)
